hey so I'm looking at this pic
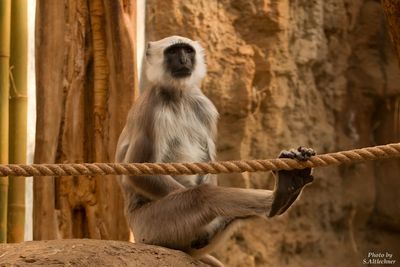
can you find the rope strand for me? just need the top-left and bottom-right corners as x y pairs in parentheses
(0, 143), (399, 177)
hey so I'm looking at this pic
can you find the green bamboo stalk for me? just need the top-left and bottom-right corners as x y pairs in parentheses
(7, 0), (27, 243)
(0, 0), (12, 243)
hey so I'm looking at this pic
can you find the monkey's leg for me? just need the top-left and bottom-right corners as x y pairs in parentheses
(188, 216), (246, 257)
(129, 185), (273, 250)
(268, 147), (315, 217)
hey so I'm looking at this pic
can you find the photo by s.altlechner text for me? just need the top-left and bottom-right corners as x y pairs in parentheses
(363, 252), (396, 265)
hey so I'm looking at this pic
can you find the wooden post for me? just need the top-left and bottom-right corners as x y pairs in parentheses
(34, 0), (137, 240)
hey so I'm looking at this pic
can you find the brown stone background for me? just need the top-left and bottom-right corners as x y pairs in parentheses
(146, 0), (400, 266)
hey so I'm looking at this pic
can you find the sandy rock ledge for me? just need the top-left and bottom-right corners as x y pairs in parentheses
(0, 239), (208, 267)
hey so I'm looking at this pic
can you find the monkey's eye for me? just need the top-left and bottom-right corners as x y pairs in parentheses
(165, 47), (179, 55)
(184, 46), (195, 54)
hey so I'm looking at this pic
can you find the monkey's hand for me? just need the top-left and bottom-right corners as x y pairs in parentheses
(268, 147), (315, 217)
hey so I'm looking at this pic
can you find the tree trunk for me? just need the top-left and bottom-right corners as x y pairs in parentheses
(382, 0), (400, 65)
(0, 0), (11, 243)
(7, 0), (28, 243)
(34, 0), (137, 240)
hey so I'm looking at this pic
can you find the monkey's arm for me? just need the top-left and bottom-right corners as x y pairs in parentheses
(117, 133), (185, 200)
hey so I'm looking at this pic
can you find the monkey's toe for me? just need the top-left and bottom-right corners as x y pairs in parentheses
(279, 147), (316, 161)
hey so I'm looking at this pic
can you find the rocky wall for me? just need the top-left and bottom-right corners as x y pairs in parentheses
(146, 0), (400, 266)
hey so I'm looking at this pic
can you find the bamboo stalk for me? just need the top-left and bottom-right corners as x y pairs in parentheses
(7, 0), (27, 243)
(0, 0), (12, 243)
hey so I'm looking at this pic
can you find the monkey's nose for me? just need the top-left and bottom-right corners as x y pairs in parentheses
(179, 56), (188, 64)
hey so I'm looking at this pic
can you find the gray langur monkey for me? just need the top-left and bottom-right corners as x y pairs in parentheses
(116, 36), (315, 267)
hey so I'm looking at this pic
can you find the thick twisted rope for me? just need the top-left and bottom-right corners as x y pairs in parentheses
(0, 143), (399, 177)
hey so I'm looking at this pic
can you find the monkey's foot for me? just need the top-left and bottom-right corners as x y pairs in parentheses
(268, 147), (315, 217)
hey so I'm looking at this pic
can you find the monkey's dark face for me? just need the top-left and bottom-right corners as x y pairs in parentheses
(164, 43), (196, 78)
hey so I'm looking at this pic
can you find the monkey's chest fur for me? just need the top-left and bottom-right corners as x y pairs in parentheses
(153, 88), (218, 187)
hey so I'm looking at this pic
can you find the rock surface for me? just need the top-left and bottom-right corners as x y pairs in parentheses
(146, 0), (400, 266)
(0, 239), (207, 267)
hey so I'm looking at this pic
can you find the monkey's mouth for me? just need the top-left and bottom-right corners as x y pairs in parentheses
(171, 68), (192, 78)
